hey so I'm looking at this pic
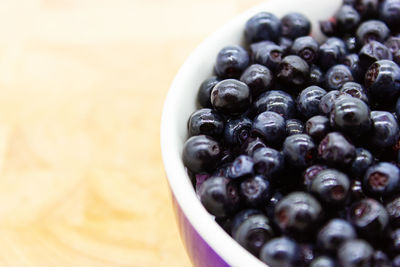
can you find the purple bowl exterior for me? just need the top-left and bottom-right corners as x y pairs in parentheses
(171, 191), (230, 267)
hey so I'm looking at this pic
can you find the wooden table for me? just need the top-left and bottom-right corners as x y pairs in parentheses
(0, 0), (264, 266)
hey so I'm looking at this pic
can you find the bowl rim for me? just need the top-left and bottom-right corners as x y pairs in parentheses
(160, 0), (341, 266)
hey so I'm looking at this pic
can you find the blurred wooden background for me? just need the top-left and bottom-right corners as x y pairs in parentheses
(0, 0), (264, 266)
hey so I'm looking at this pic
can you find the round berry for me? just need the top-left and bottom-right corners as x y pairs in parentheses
(303, 164), (328, 188)
(363, 162), (400, 197)
(197, 76), (220, 108)
(188, 108), (224, 137)
(338, 239), (373, 267)
(359, 40), (392, 69)
(228, 155), (254, 179)
(306, 116), (331, 141)
(259, 237), (301, 267)
(310, 169), (350, 206)
(356, 20), (390, 45)
(379, 0), (400, 32)
(310, 256), (336, 267)
(340, 82), (368, 104)
(240, 175), (272, 208)
(281, 12), (311, 40)
(318, 132), (356, 167)
(286, 119), (305, 136)
(274, 192), (322, 236)
(198, 176), (240, 217)
(240, 64), (273, 98)
(325, 64), (354, 91)
(214, 45), (250, 78)
(335, 5), (361, 35)
(211, 79), (251, 116)
(245, 12), (282, 43)
(253, 147), (285, 178)
(319, 90), (341, 115)
(182, 135), (221, 173)
(278, 55), (310, 88)
(252, 111), (286, 146)
(291, 36), (319, 64)
(297, 86), (327, 119)
(253, 90), (296, 119)
(369, 111), (400, 149)
(317, 219), (356, 252)
(283, 134), (316, 169)
(252, 42), (283, 71)
(224, 116), (252, 146)
(351, 148), (374, 178)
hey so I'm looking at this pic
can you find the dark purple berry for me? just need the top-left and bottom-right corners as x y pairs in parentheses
(379, 0), (400, 32)
(214, 45), (250, 78)
(338, 239), (373, 267)
(182, 135), (221, 173)
(356, 20), (390, 45)
(253, 90), (296, 119)
(297, 86), (327, 119)
(188, 108), (224, 137)
(310, 256), (336, 267)
(245, 12), (282, 43)
(340, 82), (368, 104)
(252, 42), (283, 71)
(252, 111), (286, 146)
(198, 176), (240, 217)
(224, 116), (252, 146)
(240, 64), (273, 98)
(319, 90), (341, 115)
(211, 79), (251, 116)
(253, 147), (285, 178)
(281, 12), (311, 40)
(259, 237), (301, 267)
(303, 165), (328, 188)
(359, 40), (392, 70)
(369, 111), (400, 149)
(309, 64), (325, 86)
(317, 219), (356, 252)
(240, 175), (272, 208)
(386, 196), (400, 227)
(228, 155), (254, 179)
(291, 36), (319, 64)
(306, 116), (331, 141)
(325, 64), (354, 91)
(335, 5), (361, 35)
(283, 134), (316, 169)
(351, 148), (374, 178)
(278, 55), (310, 88)
(318, 132), (356, 167)
(363, 162), (400, 197)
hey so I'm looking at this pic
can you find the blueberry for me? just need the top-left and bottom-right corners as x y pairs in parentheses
(365, 60), (400, 106)
(224, 116), (252, 146)
(232, 213), (275, 256)
(274, 192), (322, 236)
(198, 176), (240, 217)
(291, 36), (319, 64)
(240, 175), (272, 208)
(240, 64), (273, 98)
(359, 40), (392, 70)
(348, 198), (389, 240)
(330, 95), (371, 137)
(253, 90), (296, 119)
(252, 42), (283, 71)
(283, 134), (316, 169)
(277, 55), (310, 88)
(319, 90), (341, 115)
(356, 20), (390, 45)
(335, 5), (361, 35)
(341, 54), (363, 81)
(197, 76), (220, 108)
(317, 219), (357, 252)
(188, 108), (224, 137)
(250, 40), (275, 56)
(363, 162), (400, 197)
(211, 79), (251, 116)
(318, 132), (356, 167)
(337, 239), (373, 267)
(303, 164), (328, 188)
(310, 256), (337, 267)
(228, 155), (254, 179)
(280, 12), (311, 40)
(325, 64), (354, 91)
(310, 169), (350, 206)
(286, 119), (305, 136)
(241, 137), (266, 156)
(386, 196), (400, 227)
(309, 64), (325, 86)
(340, 82), (368, 104)
(253, 147), (285, 178)
(387, 228), (400, 255)
(245, 12), (282, 43)
(351, 148), (374, 178)
(319, 38), (347, 70)
(297, 86), (327, 119)
(252, 111), (286, 146)
(214, 45), (250, 78)
(379, 0), (400, 32)
(259, 237), (301, 267)
(369, 111), (400, 149)
(306, 116), (331, 141)
(182, 135), (221, 173)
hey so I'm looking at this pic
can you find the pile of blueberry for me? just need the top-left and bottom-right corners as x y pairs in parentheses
(182, 0), (400, 266)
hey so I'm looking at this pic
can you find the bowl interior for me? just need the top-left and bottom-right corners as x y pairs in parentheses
(161, 0), (342, 266)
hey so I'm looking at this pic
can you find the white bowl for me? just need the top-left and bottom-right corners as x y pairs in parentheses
(161, 0), (342, 266)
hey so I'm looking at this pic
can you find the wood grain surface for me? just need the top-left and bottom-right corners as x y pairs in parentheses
(0, 0), (264, 266)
